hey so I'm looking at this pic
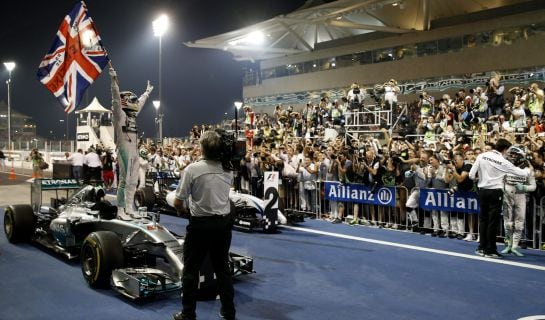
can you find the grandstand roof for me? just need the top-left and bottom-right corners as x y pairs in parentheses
(184, 0), (534, 62)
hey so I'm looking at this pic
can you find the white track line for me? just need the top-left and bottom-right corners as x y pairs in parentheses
(284, 225), (545, 271)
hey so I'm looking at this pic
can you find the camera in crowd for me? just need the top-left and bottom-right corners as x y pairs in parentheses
(509, 87), (526, 98)
(215, 129), (246, 171)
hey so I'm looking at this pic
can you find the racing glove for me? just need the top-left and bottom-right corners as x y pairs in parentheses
(145, 81), (154, 95)
(515, 183), (526, 193)
(109, 68), (117, 78)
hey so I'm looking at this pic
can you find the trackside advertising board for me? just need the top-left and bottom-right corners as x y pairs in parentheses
(418, 188), (480, 214)
(324, 182), (396, 207)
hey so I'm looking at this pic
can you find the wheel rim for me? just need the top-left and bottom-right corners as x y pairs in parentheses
(82, 244), (97, 279)
(4, 212), (13, 238)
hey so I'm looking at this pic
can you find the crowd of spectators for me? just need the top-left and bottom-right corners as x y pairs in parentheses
(66, 74), (545, 245)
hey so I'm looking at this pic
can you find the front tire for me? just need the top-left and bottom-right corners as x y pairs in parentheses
(81, 231), (124, 288)
(4, 205), (35, 243)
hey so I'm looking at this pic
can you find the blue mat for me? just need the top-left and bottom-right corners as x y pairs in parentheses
(2, 210), (545, 320)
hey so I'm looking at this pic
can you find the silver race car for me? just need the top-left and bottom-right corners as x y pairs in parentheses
(3, 178), (253, 300)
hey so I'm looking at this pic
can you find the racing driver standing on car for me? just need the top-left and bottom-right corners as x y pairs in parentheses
(173, 130), (236, 320)
(109, 66), (153, 217)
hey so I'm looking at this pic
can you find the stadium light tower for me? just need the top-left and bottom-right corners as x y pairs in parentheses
(153, 14), (168, 142)
(153, 100), (162, 142)
(234, 101), (243, 138)
(4, 61), (15, 170)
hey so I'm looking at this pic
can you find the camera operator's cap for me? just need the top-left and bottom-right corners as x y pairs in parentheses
(351, 82), (359, 89)
(389, 79), (397, 85)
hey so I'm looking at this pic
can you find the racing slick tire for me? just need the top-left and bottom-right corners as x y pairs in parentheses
(4, 205), (35, 243)
(81, 231), (124, 288)
(134, 187), (156, 211)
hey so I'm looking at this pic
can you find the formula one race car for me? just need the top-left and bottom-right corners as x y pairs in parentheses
(165, 189), (297, 232)
(134, 171), (303, 232)
(3, 178), (253, 300)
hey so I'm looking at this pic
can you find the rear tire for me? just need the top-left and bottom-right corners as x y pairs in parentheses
(134, 187), (155, 211)
(81, 231), (124, 288)
(4, 205), (35, 243)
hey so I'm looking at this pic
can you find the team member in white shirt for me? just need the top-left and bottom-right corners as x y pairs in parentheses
(83, 148), (103, 184)
(469, 139), (530, 258)
(66, 148), (85, 183)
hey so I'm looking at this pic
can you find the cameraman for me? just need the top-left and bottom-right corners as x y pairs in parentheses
(173, 131), (236, 320)
(347, 82), (364, 110)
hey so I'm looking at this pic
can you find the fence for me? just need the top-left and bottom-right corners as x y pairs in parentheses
(275, 180), (543, 249)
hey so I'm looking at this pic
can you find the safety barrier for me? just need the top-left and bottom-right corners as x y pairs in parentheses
(280, 180), (542, 248)
(537, 196), (545, 250)
(280, 178), (320, 217)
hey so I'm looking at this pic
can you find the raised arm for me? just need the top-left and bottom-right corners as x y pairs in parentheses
(136, 81), (154, 117)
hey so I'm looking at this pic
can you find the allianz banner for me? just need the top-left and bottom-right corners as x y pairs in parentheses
(324, 182), (396, 207)
(418, 188), (480, 214)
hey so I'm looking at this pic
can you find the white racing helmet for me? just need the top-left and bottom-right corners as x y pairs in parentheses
(139, 147), (149, 159)
(507, 145), (526, 167)
(120, 91), (139, 112)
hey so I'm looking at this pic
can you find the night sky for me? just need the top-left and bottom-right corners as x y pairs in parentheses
(0, 0), (306, 139)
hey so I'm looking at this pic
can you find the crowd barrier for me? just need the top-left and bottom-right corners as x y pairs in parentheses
(269, 179), (542, 249)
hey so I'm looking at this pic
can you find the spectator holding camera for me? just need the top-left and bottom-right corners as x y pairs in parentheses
(405, 150), (433, 229)
(418, 91), (434, 118)
(511, 100), (527, 131)
(429, 153), (453, 237)
(524, 83), (544, 117)
(326, 151), (344, 223)
(486, 72), (505, 116)
(447, 153), (475, 240)
(471, 86), (488, 119)
(297, 157), (318, 212)
(347, 82), (364, 110)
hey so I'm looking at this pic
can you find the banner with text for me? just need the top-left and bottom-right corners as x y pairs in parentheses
(418, 188), (480, 214)
(324, 182), (396, 207)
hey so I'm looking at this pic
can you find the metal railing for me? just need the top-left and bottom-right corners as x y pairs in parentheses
(277, 180), (543, 249)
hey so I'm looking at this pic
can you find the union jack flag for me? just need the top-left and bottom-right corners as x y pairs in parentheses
(37, 1), (109, 113)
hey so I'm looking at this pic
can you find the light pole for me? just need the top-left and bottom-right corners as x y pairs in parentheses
(234, 101), (243, 138)
(59, 119), (66, 140)
(4, 62), (15, 171)
(153, 15), (168, 142)
(153, 100), (161, 143)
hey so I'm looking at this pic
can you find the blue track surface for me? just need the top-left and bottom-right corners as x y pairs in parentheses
(2, 210), (545, 320)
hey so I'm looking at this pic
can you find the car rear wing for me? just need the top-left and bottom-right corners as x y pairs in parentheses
(31, 178), (81, 211)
